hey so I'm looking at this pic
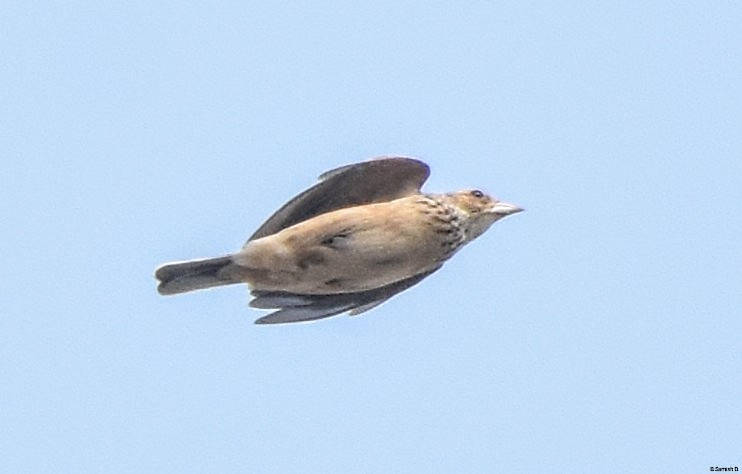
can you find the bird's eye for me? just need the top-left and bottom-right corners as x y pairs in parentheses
(470, 189), (484, 199)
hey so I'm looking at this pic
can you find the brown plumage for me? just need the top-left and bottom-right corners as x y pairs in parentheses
(155, 157), (522, 324)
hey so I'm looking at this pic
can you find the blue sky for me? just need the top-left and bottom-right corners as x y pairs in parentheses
(2, 1), (740, 472)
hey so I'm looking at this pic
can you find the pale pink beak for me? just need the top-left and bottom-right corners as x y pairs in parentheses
(490, 201), (523, 216)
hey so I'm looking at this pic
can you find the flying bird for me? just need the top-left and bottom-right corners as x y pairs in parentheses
(155, 157), (522, 324)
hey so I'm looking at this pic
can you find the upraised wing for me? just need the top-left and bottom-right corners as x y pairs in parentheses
(247, 156), (429, 241)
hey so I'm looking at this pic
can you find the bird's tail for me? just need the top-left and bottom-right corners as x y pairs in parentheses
(155, 255), (243, 295)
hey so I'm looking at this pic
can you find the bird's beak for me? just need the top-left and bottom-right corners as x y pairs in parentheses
(490, 201), (523, 216)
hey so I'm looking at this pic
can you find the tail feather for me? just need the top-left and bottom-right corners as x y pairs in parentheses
(155, 255), (242, 295)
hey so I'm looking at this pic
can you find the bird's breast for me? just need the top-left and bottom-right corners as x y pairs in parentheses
(234, 197), (463, 294)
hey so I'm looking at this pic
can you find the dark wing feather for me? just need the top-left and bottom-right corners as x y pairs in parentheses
(251, 267), (440, 324)
(248, 157), (429, 241)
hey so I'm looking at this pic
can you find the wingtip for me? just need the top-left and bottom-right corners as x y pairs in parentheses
(156, 283), (177, 296)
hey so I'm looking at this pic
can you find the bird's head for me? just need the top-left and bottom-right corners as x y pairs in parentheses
(446, 189), (523, 241)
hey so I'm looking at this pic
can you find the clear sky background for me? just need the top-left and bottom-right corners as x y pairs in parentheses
(2, 2), (740, 473)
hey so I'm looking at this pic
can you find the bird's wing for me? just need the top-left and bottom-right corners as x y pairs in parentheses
(250, 267), (440, 324)
(247, 157), (430, 241)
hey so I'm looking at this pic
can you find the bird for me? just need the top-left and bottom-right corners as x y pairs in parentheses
(155, 156), (522, 324)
